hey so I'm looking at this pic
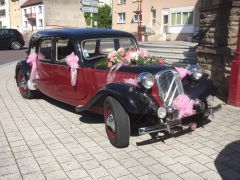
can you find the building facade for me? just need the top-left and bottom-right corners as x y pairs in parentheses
(9, 0), (26, 31)
(20, 0), (86, 32)
(112, 0), (200, 41)
(0, 0), (10, 28)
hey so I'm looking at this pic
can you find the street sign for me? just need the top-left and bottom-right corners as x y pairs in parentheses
(81, 6), (98, 13)
(81, 0), (99, 7)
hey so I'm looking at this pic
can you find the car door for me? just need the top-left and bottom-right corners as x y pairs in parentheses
(52, 38), (87, 106)
(35, 38), (54, 97)
(0, 29), (10, 48)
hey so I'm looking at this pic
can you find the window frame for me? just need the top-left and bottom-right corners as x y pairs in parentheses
(37, 38), (54, 63)
(118, 12), (126, 24)
(118, 0), (126, 4)
(171, 11), (194, 26)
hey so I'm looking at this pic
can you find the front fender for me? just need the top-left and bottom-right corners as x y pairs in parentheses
(75, 83), (158, 115)
(15, 60), (30, 83)
(183, 75), (215, 100)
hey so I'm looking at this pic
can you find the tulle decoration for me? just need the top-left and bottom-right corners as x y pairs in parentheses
(65, 52), (79, 86)
(175, 67), (192, 79)
(26, 52), (39, 80)
(173, 94), (195, 119)
(123, 78), (139, 86)
(107, 62), (123, 84)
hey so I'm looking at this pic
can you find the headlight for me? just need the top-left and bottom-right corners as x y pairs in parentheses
(188, 65), (203, 80)
(157, 107), (167, 119)
(138, 72), (155, 89)
(206, 95), (214, 106)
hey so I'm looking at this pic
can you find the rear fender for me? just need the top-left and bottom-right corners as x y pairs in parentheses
(75, 83), (158, 115)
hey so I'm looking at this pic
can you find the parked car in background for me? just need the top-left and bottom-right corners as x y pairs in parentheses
(15, 28), (220, 148)
(0, 29), (25, 50)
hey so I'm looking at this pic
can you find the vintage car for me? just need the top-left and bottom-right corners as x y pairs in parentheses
(15, 28), (220, 148)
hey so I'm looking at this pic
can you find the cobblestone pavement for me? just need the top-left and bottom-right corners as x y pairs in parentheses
(1, 62), (240, 180)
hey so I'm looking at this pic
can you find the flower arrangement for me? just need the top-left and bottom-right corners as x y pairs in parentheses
(107, 47), (165, 67)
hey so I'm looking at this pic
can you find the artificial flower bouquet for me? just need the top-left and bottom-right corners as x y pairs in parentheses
(107, 47), (165, 67)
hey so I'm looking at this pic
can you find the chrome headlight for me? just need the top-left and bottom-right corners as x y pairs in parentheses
(188, 65), (203, 80)
(138, 72), (155, 89)
(157, 107), (167, 119)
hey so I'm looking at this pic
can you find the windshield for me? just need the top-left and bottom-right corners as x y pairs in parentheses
(81, 37), (138, 60)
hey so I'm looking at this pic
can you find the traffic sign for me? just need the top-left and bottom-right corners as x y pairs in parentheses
(81, 0), (99, 7)
(81, 6), (98, 13)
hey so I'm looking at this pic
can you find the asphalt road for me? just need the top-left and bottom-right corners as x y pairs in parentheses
(0, 48), (27, 65)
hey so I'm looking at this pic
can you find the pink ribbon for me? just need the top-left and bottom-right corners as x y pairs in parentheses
(65, 52), (79, 86)
(175, 67), (192, 79)
(173, 94), (195, 119)
(26, 52), (39, 80)
(107, 62), (123, 84)
(123, 78), (139, 86)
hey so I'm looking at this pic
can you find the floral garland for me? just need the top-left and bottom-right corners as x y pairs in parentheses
(107, 47), (165, 68)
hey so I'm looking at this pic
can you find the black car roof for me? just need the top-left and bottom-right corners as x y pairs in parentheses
(33, 28), (135, 40)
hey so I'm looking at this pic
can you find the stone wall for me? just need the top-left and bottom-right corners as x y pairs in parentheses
(197, 0), (240, 100)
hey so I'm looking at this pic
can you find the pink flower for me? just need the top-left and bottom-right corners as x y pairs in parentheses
(108, 51), (117, 59)
(139, 48), (149, 57)
(117, 47), (125, 57)
(108, 61), (113, 67)
(159, 59), (165, 65)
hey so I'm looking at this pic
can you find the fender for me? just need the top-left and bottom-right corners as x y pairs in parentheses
(15, 60), (30, 83)
(75, 83), (158, 115)
(183, 75), (215, 100)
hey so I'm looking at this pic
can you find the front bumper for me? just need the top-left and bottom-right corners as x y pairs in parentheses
(138, 103), (222, 136)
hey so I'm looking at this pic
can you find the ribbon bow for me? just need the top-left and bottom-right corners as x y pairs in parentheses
(66, 52), (79, 86)
(26, 52), (39, 80)
(175, 67), (192, 79)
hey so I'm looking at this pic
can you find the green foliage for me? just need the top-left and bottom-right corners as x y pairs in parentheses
(84, 4), (112, 28)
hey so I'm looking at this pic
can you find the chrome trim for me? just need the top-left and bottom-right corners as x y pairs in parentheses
(138, 124), (167, 135)
(155, 69), (184, 106)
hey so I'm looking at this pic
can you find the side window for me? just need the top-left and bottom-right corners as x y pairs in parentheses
(56, 39), (74, 65)
(119, 38), (136, 50)
(38, 39), (52, 61)
(82, 40), (97, 59)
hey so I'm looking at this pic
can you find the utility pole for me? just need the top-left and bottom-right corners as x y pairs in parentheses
(228, 21), (240, 106)
(137, 0), (142, 41)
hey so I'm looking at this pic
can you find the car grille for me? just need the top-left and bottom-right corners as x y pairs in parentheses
(156, 70), (184, 106)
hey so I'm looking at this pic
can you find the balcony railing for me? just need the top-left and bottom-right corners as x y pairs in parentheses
(25, 13), (36, 19)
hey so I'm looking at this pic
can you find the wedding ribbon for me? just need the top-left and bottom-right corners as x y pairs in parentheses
(66, 52), (79, 86)
(107, 62), (123, 84)
(26, 52), (39, 80)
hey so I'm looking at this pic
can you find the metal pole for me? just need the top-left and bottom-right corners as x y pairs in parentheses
(228, 21), (240, 106)
(138, 0), (142, 41)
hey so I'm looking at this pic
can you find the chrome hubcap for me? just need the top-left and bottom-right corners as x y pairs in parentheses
(106, 113), (115, 132)
(12, 42), (20, 49)
(20, 79), (27, 90)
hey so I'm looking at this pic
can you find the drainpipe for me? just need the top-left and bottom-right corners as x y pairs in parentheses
(138, 0), (142, 41)
(227, 21), (240, 107)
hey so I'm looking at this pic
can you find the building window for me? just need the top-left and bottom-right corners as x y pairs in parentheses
(24, 21), (27, 28)
(151, 9), (156, 27)
(24, 9), (27, 14)
(133, 13), (140, 22)
(171, 11), (193, 25)
(0, 9), (6, 17)
(0, 0), (5, 6)
(38, 6), (42, 14)
(118, 0), (126, 4)
(118, 13), (126, 23)
(38, 19), (43, 27)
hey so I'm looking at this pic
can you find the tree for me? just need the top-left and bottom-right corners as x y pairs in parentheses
(84, 4), (112, 28)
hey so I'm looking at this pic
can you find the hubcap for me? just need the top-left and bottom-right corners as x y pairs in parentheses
(104, 105), (116, 138)
(12, 42), (20, 49)
(18, 72), (27, 95)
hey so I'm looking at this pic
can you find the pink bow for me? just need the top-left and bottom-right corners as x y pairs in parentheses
(107, 62), (123, 84)
(123, 78), (139, 86)
(175, 67), (192, 79)
(173, 94), (195, 119)
(26, 52), (39, 80)
(66, 52), (79, 86)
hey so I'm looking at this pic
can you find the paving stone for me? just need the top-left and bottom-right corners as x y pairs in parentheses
(192, 154), (213, 164)
(0, 157), (16, 167)
(119, 157), (140, 168)
(179, 171), (204, 180)
(101, 159), (120, 169)
(0, 173), (22, 180)
(156, 155), (178, 166)
(174, 155), (196, 165)
(148, 163), (169, 175)
(128, 165), (149, 177)
(108, 166), (130, 178)
(168, 162), (189, 175)
(137, 156), (158, 166)
(19, 163), (41, 175)
(200, 170), (222, 180)
(80, 159), (101, 170)
(0, 164), (19, 176)
(40, 161), (62, 173)
(88, 166), (110, 179)
(158, 172), (182, 180)
(198, 147), (217, 156)
(45, 170), (68, 180)
(36, 156), (56, 165)
(186, 162), (209, 173)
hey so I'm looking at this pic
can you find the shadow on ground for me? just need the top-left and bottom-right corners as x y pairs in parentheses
(215, 140), (240, 179)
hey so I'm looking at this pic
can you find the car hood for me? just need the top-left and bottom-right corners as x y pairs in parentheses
(118, 64), (173, 75)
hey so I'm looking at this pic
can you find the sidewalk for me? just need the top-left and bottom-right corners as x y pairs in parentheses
(0, 62), (240, 180)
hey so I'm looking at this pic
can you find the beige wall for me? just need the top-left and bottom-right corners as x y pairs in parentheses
(112, 0), (200, 41)
(10, 0), (26, 31)
(44, 0), (86, 28)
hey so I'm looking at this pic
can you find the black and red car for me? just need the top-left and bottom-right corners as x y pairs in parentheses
(15, 28), (220, 148)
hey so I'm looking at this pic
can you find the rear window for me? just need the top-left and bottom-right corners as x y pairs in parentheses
(81, 38), (137, 60)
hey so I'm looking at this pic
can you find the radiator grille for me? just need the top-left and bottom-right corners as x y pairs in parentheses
(156, 70), (184, 106)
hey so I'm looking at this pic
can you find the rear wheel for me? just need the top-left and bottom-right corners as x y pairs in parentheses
(11, 41), (21, 50)
(17, 69), (33, 99)
(103, 96), (130, 148)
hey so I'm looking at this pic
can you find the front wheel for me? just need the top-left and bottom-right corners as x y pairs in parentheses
(103, 96), (130, 148)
